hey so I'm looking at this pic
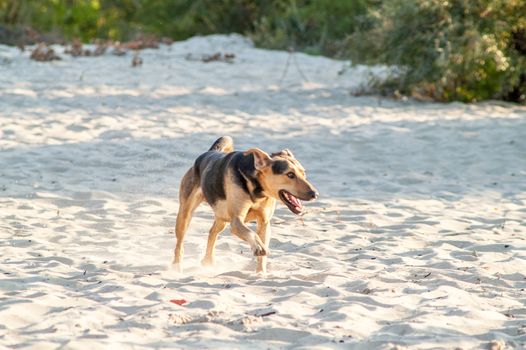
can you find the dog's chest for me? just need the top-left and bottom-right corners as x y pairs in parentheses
(210, 197), (276, 222)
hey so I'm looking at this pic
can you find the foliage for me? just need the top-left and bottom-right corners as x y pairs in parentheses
(1, 0), (525, 103)
(250, 0), (370, 56)
(0, 0), (370, 55)
(348, 0), (526, 103)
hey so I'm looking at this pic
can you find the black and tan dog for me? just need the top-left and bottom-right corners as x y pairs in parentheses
(173, 136), (318, 273)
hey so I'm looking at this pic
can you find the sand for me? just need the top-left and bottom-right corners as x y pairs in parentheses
(1, 34), (525, 349)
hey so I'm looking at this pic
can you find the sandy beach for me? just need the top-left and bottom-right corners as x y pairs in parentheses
(1, 34), (525, 349)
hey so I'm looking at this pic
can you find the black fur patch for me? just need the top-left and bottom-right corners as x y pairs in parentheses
(272, 160), (289, 174)
(232, 153), (264, 200)
(197, 151), (236, 205)
(196, 151), (265, 205)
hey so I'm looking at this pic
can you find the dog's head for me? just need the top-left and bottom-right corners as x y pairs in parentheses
(244, 148), (318, 214)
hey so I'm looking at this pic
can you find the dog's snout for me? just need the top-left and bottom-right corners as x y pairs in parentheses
(307, 190), (318, 200)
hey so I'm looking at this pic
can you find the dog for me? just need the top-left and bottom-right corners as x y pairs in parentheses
(173, 136), (318, 273)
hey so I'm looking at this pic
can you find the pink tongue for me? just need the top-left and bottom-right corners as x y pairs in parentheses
(288, 194), (302, 208)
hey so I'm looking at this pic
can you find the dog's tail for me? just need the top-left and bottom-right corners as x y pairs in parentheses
(209, 136), (234, 153)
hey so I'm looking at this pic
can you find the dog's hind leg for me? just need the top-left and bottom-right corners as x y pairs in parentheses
(201, 219), (227, 266)
(173, 169), (203, 271)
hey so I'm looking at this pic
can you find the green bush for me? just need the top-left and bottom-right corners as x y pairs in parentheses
(1, 0), (525, 103)
(348, 0), (526, 103)
(250, 0), (370, 56)
(0, 0), (369, 53)
(1, 0), (103, 41)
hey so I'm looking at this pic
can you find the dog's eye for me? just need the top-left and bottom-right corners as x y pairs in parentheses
(287, 172), (296, 179)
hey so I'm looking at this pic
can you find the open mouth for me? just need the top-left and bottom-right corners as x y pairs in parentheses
(279, 190), (303, 214)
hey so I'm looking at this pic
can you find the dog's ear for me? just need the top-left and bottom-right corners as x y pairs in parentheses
(244, 148), (272, 170)
(282, 149), (294, 158)
(271, 149), (295, 159)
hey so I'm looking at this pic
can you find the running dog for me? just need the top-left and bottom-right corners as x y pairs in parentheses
(173, 136), (318, 273)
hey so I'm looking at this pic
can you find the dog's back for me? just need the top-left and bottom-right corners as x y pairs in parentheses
(187, 136), (236, 206)
(178, 137), (232, 200)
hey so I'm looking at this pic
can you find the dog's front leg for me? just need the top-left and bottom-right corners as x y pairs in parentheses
(256, 220), (271, 273)
(230, 217), (267, 256)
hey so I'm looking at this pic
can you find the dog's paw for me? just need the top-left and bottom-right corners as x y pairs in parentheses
(201, 257), (214, 266)
(253, 244), (268, 256)
(256, 266), (267, 274)
(172, 262), (183, 273)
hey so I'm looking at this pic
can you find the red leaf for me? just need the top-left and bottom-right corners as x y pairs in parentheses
(170, 299), (187, 306)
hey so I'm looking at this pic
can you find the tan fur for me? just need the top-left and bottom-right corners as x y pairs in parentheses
(173, 140), (317, 274)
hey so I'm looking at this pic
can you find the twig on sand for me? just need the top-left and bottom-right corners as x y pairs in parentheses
(292, 50), (309, 82)
(257, 311), (276, 317)
(30, 43), (60, 62)
(65, 38), (107, 57)
(278, 51), (292, 85)
(112, 46), (126, 56)
(279, 47), (309, 85)
(132, 52), (143, 67)
(201, 52), (235, 63)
